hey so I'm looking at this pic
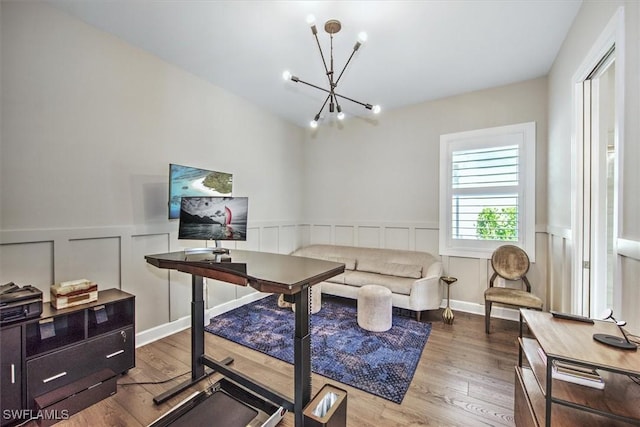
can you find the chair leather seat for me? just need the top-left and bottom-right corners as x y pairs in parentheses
(484, 287), (543, 308)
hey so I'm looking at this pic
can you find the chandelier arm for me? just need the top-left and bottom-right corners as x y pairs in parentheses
(334, 47), (359, 86)
(292, 78), (332, 95)
(334, 92), (374, 110)
(312, 32), (332, 87)
(315, 94), (331, 119)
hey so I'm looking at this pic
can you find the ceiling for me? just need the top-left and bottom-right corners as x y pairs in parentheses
(46, 0), (582, 128)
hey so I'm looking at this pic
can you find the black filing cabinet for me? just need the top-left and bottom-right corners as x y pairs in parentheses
(1, 325), (23, 426)
(1, 289), (134, 426)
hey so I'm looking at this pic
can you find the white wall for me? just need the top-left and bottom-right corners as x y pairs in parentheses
(0, 2), (305, 334)
(5, 1), (639, 336)
(302, 78), (549, 316)
(547, 1), (640, 331)
(1, 1), (304, 230)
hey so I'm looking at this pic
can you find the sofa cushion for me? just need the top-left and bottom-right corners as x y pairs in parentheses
(327, 257), (357, 271)
(290, 246), (357, 270)
(357, 259), (422, 279)
(325, 272), (346, 285)
(343, 271), (414, 296)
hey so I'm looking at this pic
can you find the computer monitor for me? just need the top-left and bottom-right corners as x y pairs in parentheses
(178, 196), (248, 243)
(168, 163), (233, 219)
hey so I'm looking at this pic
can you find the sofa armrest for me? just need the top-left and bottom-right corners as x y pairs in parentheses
(424, 260), (443, 280)
(408, 261), (443, 311)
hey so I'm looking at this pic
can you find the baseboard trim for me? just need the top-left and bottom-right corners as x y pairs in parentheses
(445, 299), (520, 322)
(135, 292), (270, 348)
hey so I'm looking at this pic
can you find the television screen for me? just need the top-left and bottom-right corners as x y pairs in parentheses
(168, 164), (233, 219)
(178, 197), (248, 241)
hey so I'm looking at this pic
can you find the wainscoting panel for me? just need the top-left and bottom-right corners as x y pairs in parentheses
(206, 279), (241, 309)
(0, 241), (54, 298)
(620, 255), (640, 335)
(259, 226), (278, 254)
(527, 233), (549, 308)
(618, 239), (640, 335)
(68, 236), (121, 291)
(357, 226), (381, 248)
(384, 227), (410, 250)
(238, 226), (263, 252)
(129, 233), (171, 331)
(415, 228), (439, 255)
(310, 225), (332, 244)
(546, 227), (573, 312)
(1, 222), (303, 340)
(298, 224), (311, 248)
(445, 256), (487, 305)
(334, 225), (355, 246)
(278, 224), (298, 255)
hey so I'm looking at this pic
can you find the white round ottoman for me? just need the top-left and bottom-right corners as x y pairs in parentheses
(357, 285), (392, 332)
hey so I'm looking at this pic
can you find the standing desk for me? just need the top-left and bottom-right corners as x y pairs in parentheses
(145, 250), (345, 427)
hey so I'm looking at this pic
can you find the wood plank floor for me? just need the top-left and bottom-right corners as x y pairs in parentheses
(30, 306), (520, 427)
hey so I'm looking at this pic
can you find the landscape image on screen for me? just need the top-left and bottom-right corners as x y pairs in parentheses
(169, 164), (233, 219)
(179, 197), (248, 241)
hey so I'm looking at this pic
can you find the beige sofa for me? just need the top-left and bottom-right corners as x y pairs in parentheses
(291, 244), (443, 321)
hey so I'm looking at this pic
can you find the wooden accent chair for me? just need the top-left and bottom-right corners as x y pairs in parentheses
(484, 245), (543, 334)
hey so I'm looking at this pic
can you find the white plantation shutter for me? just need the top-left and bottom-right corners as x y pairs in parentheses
(451, 145), (519, 240)
(440, 123), (535, 259)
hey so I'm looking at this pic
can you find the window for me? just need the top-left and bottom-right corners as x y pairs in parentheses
(439, 122), (536, 260)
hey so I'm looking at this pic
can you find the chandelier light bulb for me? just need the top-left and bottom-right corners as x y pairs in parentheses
(372, 105), (381, 114)
(357, 32), (368, 44)
(337, 112), (345, 120)
(306, 14), (316, 26)
(310, 120), (318, 128)
(282, 70), (292, 81)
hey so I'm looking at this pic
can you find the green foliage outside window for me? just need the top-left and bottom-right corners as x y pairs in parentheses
(203, 172), (233, 194)
(476, 207), (518, 241)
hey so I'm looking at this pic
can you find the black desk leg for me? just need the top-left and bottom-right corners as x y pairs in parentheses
(294, 285), (311, 427)
(153, 275), (232, 405)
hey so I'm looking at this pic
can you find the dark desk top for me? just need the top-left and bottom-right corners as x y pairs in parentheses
(145, 250), (345, 294)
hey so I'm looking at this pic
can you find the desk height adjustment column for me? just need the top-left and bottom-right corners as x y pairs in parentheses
(152, 275), (232, 405)
(293, 285), (312, 427)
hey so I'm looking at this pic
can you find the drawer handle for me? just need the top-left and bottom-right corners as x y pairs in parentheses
(43, 371), (67, 383)
(106, 349), (125, 359)
(11, 364), (15, 384)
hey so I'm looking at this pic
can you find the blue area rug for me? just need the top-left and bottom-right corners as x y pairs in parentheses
(205, 294), (431, 403)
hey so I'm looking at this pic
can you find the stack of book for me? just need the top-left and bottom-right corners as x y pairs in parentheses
(537, 347), (605, 389)
(50, 279), (98, 309)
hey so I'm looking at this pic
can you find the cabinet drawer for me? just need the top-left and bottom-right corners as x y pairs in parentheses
(35, 371), (117, 427)
(26, 342), (91, 405)
(26, 327), (134, 407)
(86, 327), (134, 375)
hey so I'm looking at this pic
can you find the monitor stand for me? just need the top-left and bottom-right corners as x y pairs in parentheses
(185, 241), (229, 255)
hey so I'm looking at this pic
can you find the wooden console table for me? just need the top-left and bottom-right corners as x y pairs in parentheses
(516, 309), (640, 426)
(145, 250), (344, 427)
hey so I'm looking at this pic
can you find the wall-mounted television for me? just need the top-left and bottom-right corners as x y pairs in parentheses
(168, 163), (233, 219)
(178, 196), (248, 242)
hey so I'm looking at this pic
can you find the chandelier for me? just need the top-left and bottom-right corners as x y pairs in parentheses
(283, 15), (381, 128)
